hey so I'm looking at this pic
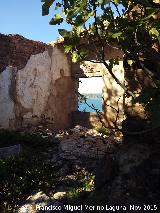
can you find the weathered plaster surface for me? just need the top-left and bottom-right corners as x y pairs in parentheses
(0, 34), (124, 130)
(73, 60), (125, 127)
(0, 40), (78, 129)
(16, 46), (77, 129)
(43, 46), (78, 129)
(0, 67), (15, 128)
(71, 44), (125, 127)
(16, 50), (52, 117)
(102, 61), (125, 127)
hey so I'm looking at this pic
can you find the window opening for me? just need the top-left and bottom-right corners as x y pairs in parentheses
(78, 77), (103, 112)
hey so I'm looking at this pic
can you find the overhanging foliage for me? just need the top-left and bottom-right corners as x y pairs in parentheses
(42, 0), (160, 127)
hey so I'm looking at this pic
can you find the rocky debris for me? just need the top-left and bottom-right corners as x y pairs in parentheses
(18, 191), (64, 213)
(0, 34), (50, 72)
(10, 122), (160, 209)
(18, 124), (56, 138)
(58, 164), (70, 176)
(57, 125), (119, 163)
(118, 143), (150, 174)
(18, 190), (86, 213)
(107, 137), (160, 204)
(50, 154), (63, 166)
(22, 125), (117, 199)
(0, 144), (22, 158)
(4, 124), (159, 209)
(53, 192), (66, 200)
(34, 125), (120, 202)
(59, 137), (108, 162)
(94, 155), (113, 189)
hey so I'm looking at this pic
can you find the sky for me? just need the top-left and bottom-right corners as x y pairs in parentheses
(0, 1), (122, 44)
(0, 0), (67, 43)
(0, 1), (119, 94)
(79, 77), (103, 94)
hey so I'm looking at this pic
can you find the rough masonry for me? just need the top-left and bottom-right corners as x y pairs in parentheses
(0, 34), (78, 129)
(0, 34), (124, 130)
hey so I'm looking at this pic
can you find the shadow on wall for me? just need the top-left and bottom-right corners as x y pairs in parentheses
(72, 61), (125, 129)
(71, 111), (103, 129)
(0, 34), (124, 131)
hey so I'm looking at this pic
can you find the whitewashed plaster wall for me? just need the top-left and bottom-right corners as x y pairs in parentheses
(0, 67), (15, 128)
(0, 39), (124, 130)
(0, 45), (78, 129)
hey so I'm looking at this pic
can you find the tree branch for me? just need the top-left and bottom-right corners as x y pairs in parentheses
(92, 3), (136, 99)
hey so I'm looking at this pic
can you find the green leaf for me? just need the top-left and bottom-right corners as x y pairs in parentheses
(67, 7), (82, 19)
(64, 45), (73, 53)
(114, 0), (120, 4)
(127, 60), (134, 65)
(49, 14), (63, 25)
(140, 9), (158, 21)
(58, 29), (72, 38)
(97, 0), (104, 4)
(72, 51), (79, 63)
(79, 48), (89, 59)
(42, 0), (54, 16)
(149, 28), (159, 37)
(112, 32), (122, 38)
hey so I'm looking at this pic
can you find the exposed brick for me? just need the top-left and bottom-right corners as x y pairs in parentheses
(0, 34), (50, 72)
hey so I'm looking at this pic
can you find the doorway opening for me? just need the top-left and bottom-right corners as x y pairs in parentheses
(78, 77), (103, 112)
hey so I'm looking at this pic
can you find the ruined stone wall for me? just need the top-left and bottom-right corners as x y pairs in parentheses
(102, 61), (125, 127)
(72, 45), (125, 128)
(72, 111), (103, 128)
(72, 44), (123, 78)
(0, 34), (48, 72)
(0, 34), (124, 130)
(0, 34), (78, 130)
